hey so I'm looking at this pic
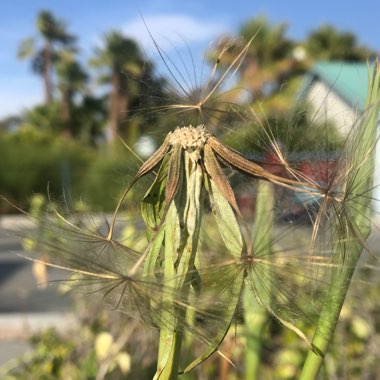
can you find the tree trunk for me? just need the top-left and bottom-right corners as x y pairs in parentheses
(43, 41), (53, 104)
(108, 69), (121, 142)
(119, 90), (129, 138)
(241, 59), (264, 100)
(60, 88), (73, 137)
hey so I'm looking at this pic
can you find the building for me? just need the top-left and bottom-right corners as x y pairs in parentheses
(301, 61), (371, 135)
(301, 61), (380, 213)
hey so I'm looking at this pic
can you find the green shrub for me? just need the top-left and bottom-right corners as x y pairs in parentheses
(0, 128), (91, 211)
(0, 128), (144, 213)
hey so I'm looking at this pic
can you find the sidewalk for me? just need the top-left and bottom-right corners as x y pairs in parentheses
(0, 214), (35, 231)
(0, 216), (74, 367)
(0, 312), (77, 367)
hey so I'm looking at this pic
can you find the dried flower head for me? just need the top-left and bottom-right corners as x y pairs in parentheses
(118, 124), (326, 227)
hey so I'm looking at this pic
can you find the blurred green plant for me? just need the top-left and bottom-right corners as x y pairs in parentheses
(0, 127), (90, 212)
(0, 127), (143, 213)
(1, 307), (155, 380)
(305, 24), (376, 61)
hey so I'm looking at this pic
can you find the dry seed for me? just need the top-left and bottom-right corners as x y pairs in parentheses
(165, 144), (183, 205)
(204, 143), (241, 216)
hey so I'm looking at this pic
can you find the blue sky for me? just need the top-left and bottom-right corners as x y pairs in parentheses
(0, 0), (378, 119)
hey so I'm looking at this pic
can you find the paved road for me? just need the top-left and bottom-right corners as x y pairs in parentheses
(0, 228), (72, 314)
(0, 218), (74, 368)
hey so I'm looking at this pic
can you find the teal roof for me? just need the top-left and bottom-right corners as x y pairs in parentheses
(306, 61), (373, 111)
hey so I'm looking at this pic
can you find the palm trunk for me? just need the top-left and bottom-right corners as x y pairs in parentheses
(122, 91), (131, 140)
(43, 41), (53, 104)
(241, 59), (263, 100)
(109, 68), (121, 142)
(60, 87), (73, 137)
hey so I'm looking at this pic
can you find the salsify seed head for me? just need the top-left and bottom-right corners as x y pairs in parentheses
(169, 124), (210, 151)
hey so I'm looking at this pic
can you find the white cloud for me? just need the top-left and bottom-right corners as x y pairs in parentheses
(122, 14), (228, 52)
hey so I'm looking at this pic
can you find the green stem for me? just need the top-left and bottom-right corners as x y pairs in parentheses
(157, 199), (197, 379)
(244, 311), (268, 380)
(245, 181), (275, 380)
(300, 61), (380, 379)
(156, 152), (204, 379)
(300, 245), (360, 379)
(156, 200), (184, 380)
(157, 329), (184, 380)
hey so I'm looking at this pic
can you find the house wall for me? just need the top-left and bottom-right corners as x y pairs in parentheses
(305, 79), (359, 136)
(306, 79), (380, 218)
(306, 79), (380, 214)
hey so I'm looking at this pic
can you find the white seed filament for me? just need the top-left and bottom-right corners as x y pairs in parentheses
(169, 125), (210, 151)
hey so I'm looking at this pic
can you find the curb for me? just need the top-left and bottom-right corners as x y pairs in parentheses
(0, 215), (34, 232)
(0, 312), (77, 340)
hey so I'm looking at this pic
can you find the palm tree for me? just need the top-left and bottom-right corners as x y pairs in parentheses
(209, 15), (295, 101)
(56, 51), (88, 136)
(90, 31), (144, 142)
(305, 25), (375, 61)
(18, 10), (76, 104)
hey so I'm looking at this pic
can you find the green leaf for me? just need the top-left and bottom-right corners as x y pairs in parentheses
(141, 155), (170, 231)
(181, 173), (245, 373)
(143, 227), (165, 278)
(207, 176), (245, 258)
(182, 266), (244, 373)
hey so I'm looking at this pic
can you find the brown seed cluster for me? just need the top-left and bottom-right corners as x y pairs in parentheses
(169, 125), (210, 150)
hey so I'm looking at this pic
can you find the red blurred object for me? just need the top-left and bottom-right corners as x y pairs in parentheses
(237, 151), (338, 220)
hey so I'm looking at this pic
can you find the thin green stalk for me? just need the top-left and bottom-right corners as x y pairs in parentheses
(244, 181), (275, 380)
(156, 151), (204, 380)
(156, 203), (184, 380)
(300, 61), (380, 379)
